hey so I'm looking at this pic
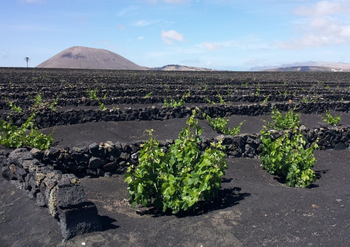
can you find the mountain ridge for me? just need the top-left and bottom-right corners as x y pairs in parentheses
(251, 61), (350, 72)
(36, 46), (212, 71)
(37, 46), (147, 70)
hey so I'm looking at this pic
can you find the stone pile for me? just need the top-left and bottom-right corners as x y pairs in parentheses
(1, 148), (102, 240)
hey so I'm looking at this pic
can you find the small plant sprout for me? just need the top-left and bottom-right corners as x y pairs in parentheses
(260, 94), (270, 105)
(1, 210), (6, 220)
(88, 89), (98, 100)
(144, 92), (153, 98)
(164, 91), (190, 108)
(197, 108), (244, 135)
(49, 98), (58, 111)
(99, 101), (107, 111)
(255, 87), (261, 96)
(205, 97), (216, 105)
(302, 97), (308, 103)
(322, 110), (342, 125)
(33, 94), (43, 109)
(8, 101), (22, 113)
(218, 94), (225, 104)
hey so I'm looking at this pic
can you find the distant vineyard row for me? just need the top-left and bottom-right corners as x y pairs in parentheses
(1, 68), (350, 110)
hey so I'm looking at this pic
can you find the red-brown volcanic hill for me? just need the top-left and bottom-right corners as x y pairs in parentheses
(37, 46), (146, 70)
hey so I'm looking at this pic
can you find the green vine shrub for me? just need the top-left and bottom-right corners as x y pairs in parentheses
(322, 110), (341, 125)
(259, 107), (317, 188)
(265, 107), (300, 130)
(8, 101), (22, 113)
(260, 127), (318, 187)
(49, 98), (58, 112)
(88, 89), (98, 100)
(124, 111), (228, 214)
(218, 94), (225, 104)
(198, 108), (244, 135)
(164, 92), (190, 108)
(164, 98), (185, 108)
(144, 92), (153, 98)
(204, 97), (216, 105)
(0, 114), (53, 150)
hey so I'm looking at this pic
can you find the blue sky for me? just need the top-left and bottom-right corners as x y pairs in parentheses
(1, 0), (350, 70)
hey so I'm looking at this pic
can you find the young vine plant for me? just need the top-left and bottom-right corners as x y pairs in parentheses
(124, 110), (228, 214)
(164, 91), (190, 108)
(0, 113), (54, 150)
(259, 107), (317, 187)
(322, 110), (341, 125)
(197, 108), (244, 135)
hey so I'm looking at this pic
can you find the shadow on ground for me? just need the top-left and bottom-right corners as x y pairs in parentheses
(136, 187), (251, 217)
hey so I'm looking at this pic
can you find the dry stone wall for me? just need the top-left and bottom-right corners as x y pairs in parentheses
(1, 148), (102, 240)
(2, 101), (350, 129)
(2, 125), (350, 179)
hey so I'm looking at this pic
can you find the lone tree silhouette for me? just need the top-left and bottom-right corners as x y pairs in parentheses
(25, 57), (30, 67)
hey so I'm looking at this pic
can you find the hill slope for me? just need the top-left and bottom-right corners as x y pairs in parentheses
(252, 62), (350, 72)
(150, 64), (214, 71)
(37, 46), (146, 70)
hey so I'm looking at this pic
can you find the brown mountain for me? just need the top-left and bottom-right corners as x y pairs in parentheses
(252, 62), (350, 72)
(265, 66), (350, 72)
(151, 64), (214, 71)
(37, 46), (146, 70)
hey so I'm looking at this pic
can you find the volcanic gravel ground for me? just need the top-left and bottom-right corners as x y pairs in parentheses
(39, 112), (350, 149)
(1, 149), (349, 246)
(1, 112), (350, 246)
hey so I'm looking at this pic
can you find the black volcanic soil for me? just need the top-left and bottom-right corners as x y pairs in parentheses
(39, 112), (350, 149)
(1, 114), (350, 246)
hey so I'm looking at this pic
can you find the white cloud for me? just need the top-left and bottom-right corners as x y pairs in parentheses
(206, 61), (213, 66)
(116, 5), (139, 17)
(294, 1), (350, 17)
(197, 36), (268, 51)
(161, 30), (184, 45)
(277, 1), (350, 49)
(138, 36), (145, 40)
(132, 20), (160, 27)
(203, 42), (221, 51)
(133, 20), (153, 27)
(277, 18), (350, 49)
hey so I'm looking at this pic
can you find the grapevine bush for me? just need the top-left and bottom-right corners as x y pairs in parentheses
(260, 108), (318, 187)
(322, 110), (341, 125)
(0, 114), (53, 150)
(266, 106), (300, 130)
(124, 110), (228, 214)
(197, 108), (244, 135)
